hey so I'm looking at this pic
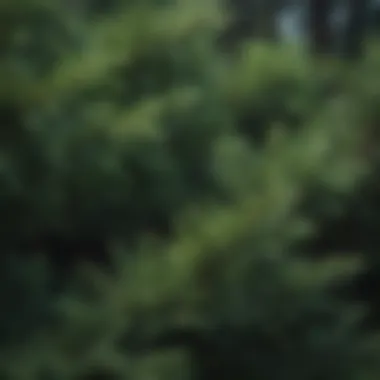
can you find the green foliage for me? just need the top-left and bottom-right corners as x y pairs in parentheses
(1, 0), (380, 380)
(0, 0), (230, 243)
(0, 128), (378, 379)
(222, 43), (339, 143)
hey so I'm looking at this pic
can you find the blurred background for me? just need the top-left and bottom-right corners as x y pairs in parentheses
(2, 0), (380, 379)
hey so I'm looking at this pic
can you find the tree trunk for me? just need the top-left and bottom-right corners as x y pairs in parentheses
(253, 0), (280, 41)
(220, 0), (282, 51)
(308, 0), (335, 56)
(341, 0), (369, 61)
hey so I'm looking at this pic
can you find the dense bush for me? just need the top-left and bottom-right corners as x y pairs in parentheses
(2, 0), (380, 379)
(0, 0), (231, 258)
